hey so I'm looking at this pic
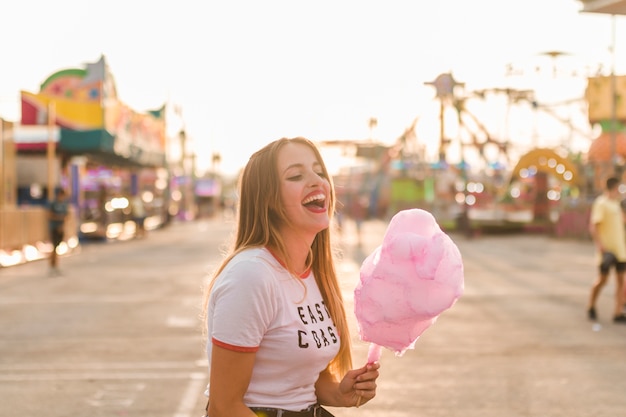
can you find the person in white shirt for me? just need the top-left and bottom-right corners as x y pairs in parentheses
(588, 176), (626, 323)
(202, 137), (380, 417)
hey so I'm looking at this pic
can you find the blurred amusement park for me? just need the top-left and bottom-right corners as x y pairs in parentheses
(327, 68), (626, 240)
(2, 2), (626, 266)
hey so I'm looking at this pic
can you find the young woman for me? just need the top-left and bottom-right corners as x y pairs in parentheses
(202, 137), (380, 417)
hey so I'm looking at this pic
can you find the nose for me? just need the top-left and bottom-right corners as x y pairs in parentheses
(307, 171), (325, 187)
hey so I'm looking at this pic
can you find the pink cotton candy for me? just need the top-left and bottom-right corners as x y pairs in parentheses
(354, 209), (464, 362)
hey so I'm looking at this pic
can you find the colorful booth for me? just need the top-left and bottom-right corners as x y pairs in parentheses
(18, 55), (169, 239)
(20, 55), (166, 167)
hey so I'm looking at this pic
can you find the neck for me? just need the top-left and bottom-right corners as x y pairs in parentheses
(274, 227), (315, 274)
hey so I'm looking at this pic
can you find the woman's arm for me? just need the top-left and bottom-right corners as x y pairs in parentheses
(207, 345), (258, 417)
(314, 362), (380, 408)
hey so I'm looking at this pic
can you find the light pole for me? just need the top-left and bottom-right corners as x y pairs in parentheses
(368, 117), (378, 141)
(47, 101), (57, 201)
(0, 118), (4, 209)
(178, 128), (188, 219)
(424, 73), (464, 164)
(425, 73), (465, 229)
(610, 14), (619, 174)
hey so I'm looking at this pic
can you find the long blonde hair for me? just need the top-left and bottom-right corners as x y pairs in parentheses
(202, 137), (353, 377)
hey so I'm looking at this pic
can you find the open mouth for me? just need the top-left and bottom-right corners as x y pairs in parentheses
(302, 193), (326, 210)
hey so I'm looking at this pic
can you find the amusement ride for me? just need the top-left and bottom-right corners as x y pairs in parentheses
(328, 57), (626, 238)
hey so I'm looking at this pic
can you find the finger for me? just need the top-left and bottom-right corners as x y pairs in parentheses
(367, 362), (380, 372)
(357, 370), (379, 383)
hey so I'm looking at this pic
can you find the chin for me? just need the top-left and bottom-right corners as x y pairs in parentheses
(317, 220), (331, 233)
(307, 218), (330, 235)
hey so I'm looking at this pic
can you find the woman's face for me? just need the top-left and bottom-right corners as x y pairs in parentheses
(276, 142), (331, 237)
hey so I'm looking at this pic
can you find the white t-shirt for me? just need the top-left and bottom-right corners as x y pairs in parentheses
(206, 247), (340, 410)
(590, 194), (626, 261)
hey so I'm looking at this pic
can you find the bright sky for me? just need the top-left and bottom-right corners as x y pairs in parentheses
(1, 0), (624, 176)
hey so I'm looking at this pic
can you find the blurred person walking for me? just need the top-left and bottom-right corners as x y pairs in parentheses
(131, 194), (147, 238)
(587, 176), (626, 323)
(47, 188), (69, 276)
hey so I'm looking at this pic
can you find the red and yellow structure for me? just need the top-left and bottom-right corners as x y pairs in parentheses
(15, 55), (170, 241)
(1, 56), (171, 263)
(20, 55), (166, 167)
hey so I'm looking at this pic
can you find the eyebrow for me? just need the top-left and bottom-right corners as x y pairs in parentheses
(282, 161), (322, 174)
